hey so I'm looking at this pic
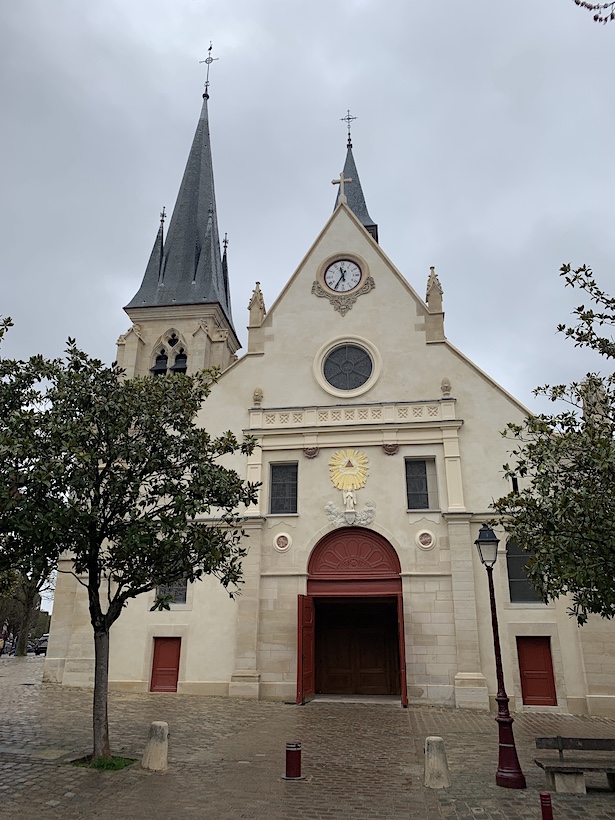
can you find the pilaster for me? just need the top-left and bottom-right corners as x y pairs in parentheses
(446, 514), (489, 709)
(443, 428), (465, 512)
(229, 518), (265, 698)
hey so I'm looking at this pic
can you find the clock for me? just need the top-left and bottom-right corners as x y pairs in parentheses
(323, 259), (363, 293)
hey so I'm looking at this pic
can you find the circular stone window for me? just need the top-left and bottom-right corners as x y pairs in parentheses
(323, 344), (373, 391)
(313, 336), (382, 398)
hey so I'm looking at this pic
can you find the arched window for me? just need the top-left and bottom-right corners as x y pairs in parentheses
(506, 540), (542, 603)
(170, 348), (188, 374)
(150, 350), (168, 377)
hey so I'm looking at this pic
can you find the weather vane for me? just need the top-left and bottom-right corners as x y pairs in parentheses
(199, 42), (219, 99)
(159, 206), (166, 227)
(340, 109), (357, 147)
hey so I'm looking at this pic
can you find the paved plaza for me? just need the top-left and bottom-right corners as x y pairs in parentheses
(2, 656), (615, 819)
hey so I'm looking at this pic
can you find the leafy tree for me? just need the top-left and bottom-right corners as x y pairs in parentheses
(0, 342), (257, 762)
(0, 317), (12, 341)
(0, 333), (62, 655)
(494, 265), (615, 625)
(0, 571), (54, 655)
(0, 573), (25, 645)
(573, 0), (615, 24)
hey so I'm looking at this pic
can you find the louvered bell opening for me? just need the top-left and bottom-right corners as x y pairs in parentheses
(170, 351), (187, 374)
(150, 353), (168, 377)
(366, 224), (379, 243)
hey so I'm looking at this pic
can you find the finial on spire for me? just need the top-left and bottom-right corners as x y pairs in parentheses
(159, 206), (166, 228)
(223, 232), (229, 252)
(199, 42), (219, 99)
(340, 109), (357, 147)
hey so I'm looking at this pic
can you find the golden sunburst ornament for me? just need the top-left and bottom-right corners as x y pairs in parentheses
(329, 448), (369, 491)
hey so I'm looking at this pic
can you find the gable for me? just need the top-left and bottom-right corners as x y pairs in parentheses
(218, 203), (527, 420)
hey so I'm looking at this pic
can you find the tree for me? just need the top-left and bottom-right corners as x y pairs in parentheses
(573, 0), (615, 24)
(0, 342), (257, 762)
(494, 265), (615, 625)
(0, 336), (62, 655)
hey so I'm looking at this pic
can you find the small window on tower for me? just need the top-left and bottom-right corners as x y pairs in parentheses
(150, 351), (168, 377)
(168, 333), (179, 347)
(170, 349), (188, 375)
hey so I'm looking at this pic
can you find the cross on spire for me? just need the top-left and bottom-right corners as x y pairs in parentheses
(340, 109), (357, 147)
(199, 42), (219, 99)
(332, 171), (353, 204)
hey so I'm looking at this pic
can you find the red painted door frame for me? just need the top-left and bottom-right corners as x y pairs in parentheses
(397, 592), (408, 707)
(299, 527), (407, 706)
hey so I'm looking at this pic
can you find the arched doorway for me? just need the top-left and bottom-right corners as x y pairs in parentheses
(297, 528), (408, 706)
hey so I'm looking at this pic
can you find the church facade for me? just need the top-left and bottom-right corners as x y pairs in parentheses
(45, 85), (615, 716)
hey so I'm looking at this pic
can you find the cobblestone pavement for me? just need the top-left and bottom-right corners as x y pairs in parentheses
(2, 657), (615, 819)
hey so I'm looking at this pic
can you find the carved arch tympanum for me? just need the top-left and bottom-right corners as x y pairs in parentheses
(307, 527), (401, 595)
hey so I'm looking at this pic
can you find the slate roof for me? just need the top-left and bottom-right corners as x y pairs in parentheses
(334, 140), (378, 242)
(126, 95), (234, 329)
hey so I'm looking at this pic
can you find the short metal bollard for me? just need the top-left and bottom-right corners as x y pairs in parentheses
(540, 791), (554, 820)
(284, 742), (303, 779)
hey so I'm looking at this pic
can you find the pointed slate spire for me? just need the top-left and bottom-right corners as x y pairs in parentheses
(126, 94), (234, 330)
(333, 135), (379, 242)
(141, 210), (164, 288)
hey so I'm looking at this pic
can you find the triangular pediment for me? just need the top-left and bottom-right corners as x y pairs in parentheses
(261, 202), (429, 323)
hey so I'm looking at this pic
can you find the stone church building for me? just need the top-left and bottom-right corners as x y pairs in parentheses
(45, 84), (614, 716)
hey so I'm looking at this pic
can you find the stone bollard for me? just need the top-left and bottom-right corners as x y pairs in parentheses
(424, 736), (451, 789)
(141, 721), (169, 771)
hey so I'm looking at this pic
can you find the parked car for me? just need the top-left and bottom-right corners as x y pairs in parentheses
(34, 634), (49, 655)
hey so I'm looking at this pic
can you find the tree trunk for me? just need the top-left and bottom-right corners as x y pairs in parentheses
(15, 584), (38, 656)
(92, 629), (111, 762)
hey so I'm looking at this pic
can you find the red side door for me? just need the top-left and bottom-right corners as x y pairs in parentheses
(297, 595), (315, 704)
(397, 593), (408, 707)
(516, 636), (557, 706)
(150, 637), (181, 692)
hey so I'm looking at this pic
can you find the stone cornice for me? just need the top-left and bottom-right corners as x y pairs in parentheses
(247, 398), (460, 434)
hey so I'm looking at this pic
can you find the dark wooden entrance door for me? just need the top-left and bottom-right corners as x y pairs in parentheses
(150, 637), (181, 692)
(516, 636), (557, 706)
(315, 598), (400, 696)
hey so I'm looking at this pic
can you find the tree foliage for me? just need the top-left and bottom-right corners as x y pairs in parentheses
(0, 325), (61, 654)
(494, 266), (615, 624)
(0, 340), (258, 760)
(573, 0), (615, 24)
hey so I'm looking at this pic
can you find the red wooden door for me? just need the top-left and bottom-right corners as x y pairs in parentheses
(397, 593), (408, 707)
(516, 636), (557, 706)
(150, 637), (181, 692)
(296, 595), (315, 704)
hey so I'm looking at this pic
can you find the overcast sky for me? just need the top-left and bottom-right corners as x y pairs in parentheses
(1, 0), (613, 412)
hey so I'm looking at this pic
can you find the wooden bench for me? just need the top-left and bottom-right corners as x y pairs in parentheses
(535, 736), (615, 794)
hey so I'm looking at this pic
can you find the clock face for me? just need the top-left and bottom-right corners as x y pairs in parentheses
(324, 259), (362, 293)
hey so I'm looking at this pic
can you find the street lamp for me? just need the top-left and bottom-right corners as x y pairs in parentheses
(475, 523), (526, 789)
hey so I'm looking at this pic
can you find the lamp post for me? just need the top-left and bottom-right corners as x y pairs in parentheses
(475, 523), (526, 789)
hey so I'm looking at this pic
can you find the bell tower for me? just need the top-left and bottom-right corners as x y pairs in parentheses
(116, 48), (239, 378)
